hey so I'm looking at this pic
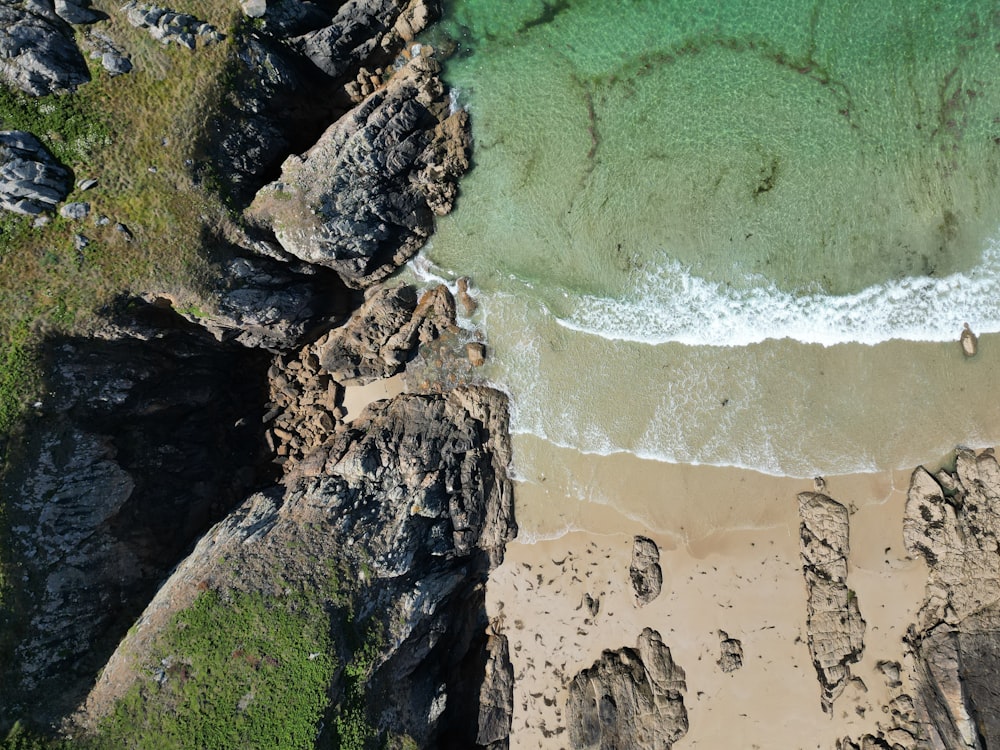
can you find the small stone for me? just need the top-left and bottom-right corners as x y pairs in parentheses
(466, 342), (486, 367)
(60, 202), (90, 220)
(457, 277), (477, 316)
(77, 178), (98, 191)
(961, 323), (978, 357)
(73, 233), (90, 250)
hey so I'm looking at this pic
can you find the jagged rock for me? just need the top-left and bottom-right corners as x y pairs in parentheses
(567, 628), (688, 749)
(717, 631), (743, 673)
(0, 303), (271, 725)
(466, 341), (486, 367)
(121, 2), (222, 47)
(478, 634), (514, 748)
(0, 0), (90, 95)
(60, 200), (89, 219)
(0, 130), (72, 214)
(630, 535), (663, 606)
(54, 0), (99, 25)
(798, 491), (865, 713)
(149, 255), (347, 352)
(294, 0), (438, 80)
(903, 449), (1000, 748)
(960, 323), (978, 357)
(74, 385), (515, 749)
(248, 53), (470, 288)
(312, 283), (455, 384)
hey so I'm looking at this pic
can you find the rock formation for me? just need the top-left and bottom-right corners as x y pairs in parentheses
(717, 631), (744, 673)
(0, 304), (272, 724)
(798, 491), (866, 713)
(74, 384), (516, 747)
(0, 130), (72, 214)
(903, 448), (1000, 749)
(0, 0), (90, 95)
(248, 52), (470, 288)
(630, 535), (663, 606)
(566, 628), (688, 749)
(478, 633), (515, 749)
(121, 2), (223, 49)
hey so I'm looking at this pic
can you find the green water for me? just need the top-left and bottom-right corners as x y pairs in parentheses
(414, 0), (1000, 476)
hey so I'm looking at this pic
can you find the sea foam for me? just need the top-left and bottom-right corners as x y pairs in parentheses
(558, 239), (1000, 347)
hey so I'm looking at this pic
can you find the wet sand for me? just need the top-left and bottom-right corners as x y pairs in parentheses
(487, 447), (932, 748)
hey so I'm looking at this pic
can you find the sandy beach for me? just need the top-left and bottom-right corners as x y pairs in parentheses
(486, 445), (933, 748)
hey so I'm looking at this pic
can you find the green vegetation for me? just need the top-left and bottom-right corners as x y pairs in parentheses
(96, 589), (335, 750)
(333, 619), (384, 750)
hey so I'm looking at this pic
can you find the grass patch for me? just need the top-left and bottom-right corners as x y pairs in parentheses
(95, 589), (335, 750)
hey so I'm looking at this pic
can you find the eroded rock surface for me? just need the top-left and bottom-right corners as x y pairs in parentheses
(717, 631), (744, 673)
(903, 449), (1000, 749)
(0, 0), (90, 95)
(478, 633), (514, 749)
(75, 385), (516, 747)
(0, 130), (72, 214)
(566, 628), (688, 749)
(248, 53), (470, 288)
(799, 491), (866, 713)
(630, 535), (663, 606)
(0, 304), (271, 725)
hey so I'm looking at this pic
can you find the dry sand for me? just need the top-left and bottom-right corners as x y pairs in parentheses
(341, 373), (407, 421)
(487, 442), (933, 749)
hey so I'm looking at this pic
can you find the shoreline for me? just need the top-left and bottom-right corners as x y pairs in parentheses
(487, 443), (932, 747)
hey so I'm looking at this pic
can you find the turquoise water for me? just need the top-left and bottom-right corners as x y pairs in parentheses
(415, 0), (1000, 476)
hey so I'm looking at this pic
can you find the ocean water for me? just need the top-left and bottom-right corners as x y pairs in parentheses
(416, 0), (1000, 477)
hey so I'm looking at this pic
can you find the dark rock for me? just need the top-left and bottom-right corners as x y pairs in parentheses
(629, 535), (662, 605)
(477, 634), (514, 748)
(0, 130), (72, 214)
(75, 385), (516, 749)
(0, 0), (90, 95)
(248, 53), (470, 288)
(717, 631), (743, 673)
(584, 593), (600, 617)
(798, 491), (865, 713)
(0, 303), (272, 725)
(567, 628), (688, 749)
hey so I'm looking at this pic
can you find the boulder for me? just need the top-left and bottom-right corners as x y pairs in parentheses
(466, 341), (486, 367)
(717, 631), (743, 673)
(0, 130), (72, 215)
(0, 0), (90, 95)
(960, 323), (978, 357)
(248, 53), (470, 288)
(59, 200), (89, 219)
(630, 535), (663, 605)
(567, 628), (688, 750)
(798, 491), (865, 712)
(54, 0), (99, 25)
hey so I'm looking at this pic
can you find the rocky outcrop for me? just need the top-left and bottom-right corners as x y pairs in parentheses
(54, 0), (100, 26)
(0, 303), (272, 725)
(566, 628), (688, 750)
(0, 130), (71, 214)
(294, 0), (438, 80)
(903, 449), (1000, 749)
(121, 2), (223, 49)
(630, 535), (663, 606)
(248, 52), (470, 288)
(75, 385), (516, 748)
(798, 491), (866, 713)
(0, 0), (90, 95)
(478, 634), (514, 749)
(717, 631), (743, 673)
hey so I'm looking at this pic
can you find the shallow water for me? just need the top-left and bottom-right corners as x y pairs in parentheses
(417, 0), (1000, 476)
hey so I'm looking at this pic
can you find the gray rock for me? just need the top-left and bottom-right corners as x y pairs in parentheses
(0, 130), (72, 214)
(717, 631), (743, 673)
(100, 50), (132, 75)
(630, 535), (662, 606)
(121, 1), (222, 48)
(478, 634), (514, 748)
(799, 491), (865, 713)
(567, 628), (688, 750)
(903, 449), (1000, 748)
(76, 177), (97, 191)
(0, 0), (90, 95)
(248, 54), (470, 288)
(240, 0), (266, 17)
(54, 0), (99, 24)
(60, 200), (89, 219)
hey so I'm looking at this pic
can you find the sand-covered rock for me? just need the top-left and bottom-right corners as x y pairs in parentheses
(566, 628), (688, 749)
(799, 491), (866, 713)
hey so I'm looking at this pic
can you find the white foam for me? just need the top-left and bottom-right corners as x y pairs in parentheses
(557, 240), (1000, 347)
